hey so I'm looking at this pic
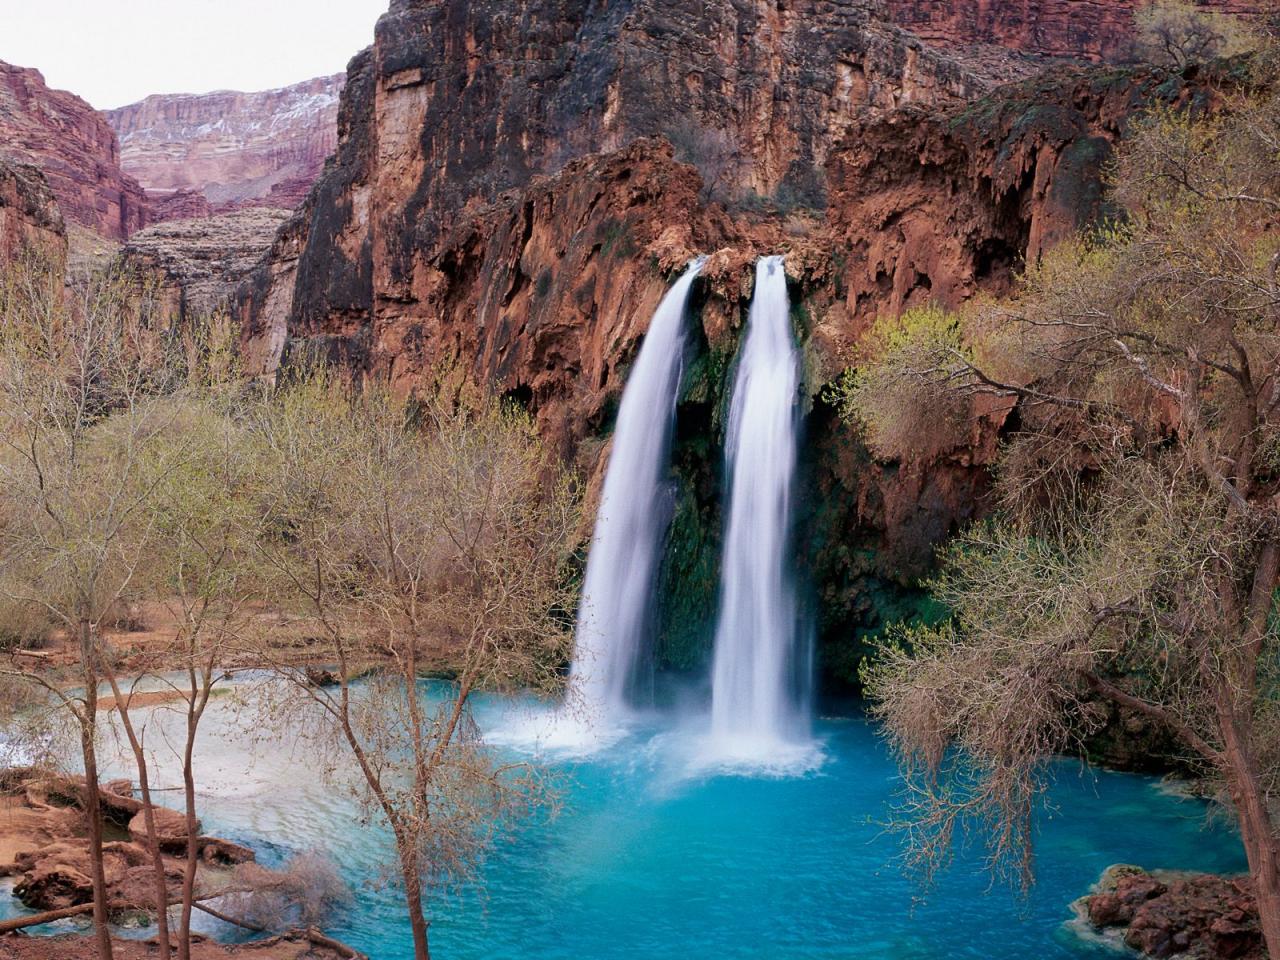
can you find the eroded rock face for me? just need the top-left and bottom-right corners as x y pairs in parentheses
(2, 772), (254, 913)
(882, 0), (1265, 61)
(0, 159), (66, 264)
(122, 208), (292, 324)
(821, 64), (1219, 337)
(0, 62), (148, 240)
(239, 0), (1035, 386)
(106, 75), (343, 213)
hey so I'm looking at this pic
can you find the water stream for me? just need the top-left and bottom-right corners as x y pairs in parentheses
(564, 259), (704, 741)
(708, 255), (810, 758)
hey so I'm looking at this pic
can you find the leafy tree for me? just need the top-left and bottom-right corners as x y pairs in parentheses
(841, 61), (1280, 953)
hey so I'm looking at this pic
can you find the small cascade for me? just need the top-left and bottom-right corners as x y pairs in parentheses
(566, 259), (705, 733)
(708, 254), (811, 755)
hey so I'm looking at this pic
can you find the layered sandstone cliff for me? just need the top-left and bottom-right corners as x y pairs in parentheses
(0, 62), (147, 240)
(106, 75), (343, 213)
(122, 208), (291, 324)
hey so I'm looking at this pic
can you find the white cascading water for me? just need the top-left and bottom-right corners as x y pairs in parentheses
(708, 254), (810, 756)
(566, 259), (705, 733)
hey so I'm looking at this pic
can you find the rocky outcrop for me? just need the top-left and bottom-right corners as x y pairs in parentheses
(147, 188), (214, 223)
(1082, 865), (1263, 959)
(0, 62), (148, 239)
(882, 0), (1265, 61)
(0, 160), (65, 264)
(2, 772), (253, 914)
(106, 75), (343, 213)
(123, 208), (291, 324)
(821, 63), (1221, 338)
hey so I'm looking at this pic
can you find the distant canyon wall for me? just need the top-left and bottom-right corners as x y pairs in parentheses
(0, 61), (342, 246)
(105, 75), (344, 213)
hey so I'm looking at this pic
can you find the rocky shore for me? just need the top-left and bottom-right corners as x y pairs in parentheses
(0, 770), (253, 914)
(1080, 865), (1263, 959)
(0, 767), (365, 959)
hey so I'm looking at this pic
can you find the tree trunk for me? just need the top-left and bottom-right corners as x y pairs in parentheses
(78, 619), (115, 960)
(1218, 694), (1280, 958)
(397, 839), (431, 960)
(104, 678), (173, 960)
(178, 705), (200, 960)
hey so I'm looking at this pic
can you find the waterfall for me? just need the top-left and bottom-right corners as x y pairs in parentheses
(567, 259), (705, 730)
(708, 254), (810, 753)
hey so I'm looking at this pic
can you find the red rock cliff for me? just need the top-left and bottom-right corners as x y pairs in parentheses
(234, 0), (1248, 678)
(0, 159), (66, 264)
(105, 75), (343, 214)
(238, 0), (1022, 375)
(882, 0), (1265, 61)
(0, 62), (147, 240)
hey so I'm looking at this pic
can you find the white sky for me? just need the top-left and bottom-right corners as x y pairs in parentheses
(0, 0), (389, 109)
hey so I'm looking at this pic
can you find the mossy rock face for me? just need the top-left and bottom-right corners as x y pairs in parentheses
(654, 301), (732, 672)
(655, 467), (721, 671)
(794, 395), (953, 694)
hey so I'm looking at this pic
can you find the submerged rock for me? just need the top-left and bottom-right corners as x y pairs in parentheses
(1082, 865), (1263, 960)
(127, 805), (199, 848)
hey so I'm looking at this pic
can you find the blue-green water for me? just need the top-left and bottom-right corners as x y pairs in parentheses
(6, 688), (1247, 959)
(191, 698), (1243, 959)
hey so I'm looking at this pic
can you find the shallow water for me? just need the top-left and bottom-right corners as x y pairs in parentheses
(6, 684), (1246, 959)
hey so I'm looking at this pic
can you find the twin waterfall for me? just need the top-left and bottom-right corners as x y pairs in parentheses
(568, 255), (810, 760)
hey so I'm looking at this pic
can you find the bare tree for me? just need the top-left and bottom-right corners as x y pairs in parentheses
(1133, 0), (1258, 67)
(0, 254), (186, 959)
(840, 58), (1280, 954)
(96, 324), (266, 960)
(249, 372), (580, 960)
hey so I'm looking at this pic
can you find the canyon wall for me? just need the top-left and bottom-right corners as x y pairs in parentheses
(0, 62), (147, 240)
(236, 0), (1244, 683)
(882, 0), (1266, 60)
(238, 0), (1025, 383)
(106, 75), (344, 213)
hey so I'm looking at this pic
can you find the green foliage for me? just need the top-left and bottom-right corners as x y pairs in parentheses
(596, 219), (637, 260)
(826, 304), (972, 462)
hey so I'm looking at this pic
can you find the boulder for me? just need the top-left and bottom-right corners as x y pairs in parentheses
(1084, 866), (1264, 960)
(128, 805), (199, 851)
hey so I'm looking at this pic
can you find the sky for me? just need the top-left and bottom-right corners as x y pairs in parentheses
(0, 0), (389, 109)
